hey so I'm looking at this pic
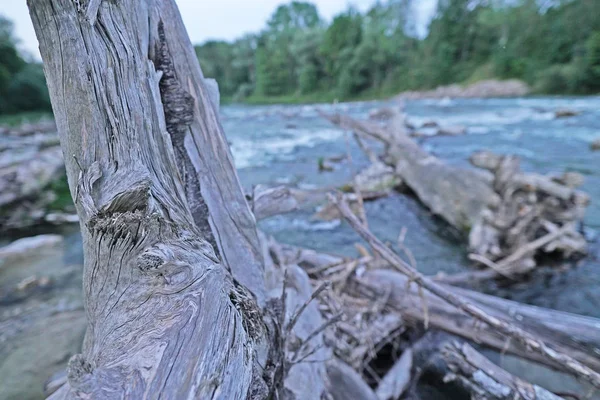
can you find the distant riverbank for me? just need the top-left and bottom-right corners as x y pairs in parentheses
(237, 79), (531, 106)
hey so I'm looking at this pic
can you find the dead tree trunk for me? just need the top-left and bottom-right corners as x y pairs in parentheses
(29, 0), (327, 398)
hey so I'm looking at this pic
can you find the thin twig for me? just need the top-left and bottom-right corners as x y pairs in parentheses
(292, 313), (343, 362)
(330, 192), (600, 389)
(286, 281), (330, 335)
(468, 253), (516, 281)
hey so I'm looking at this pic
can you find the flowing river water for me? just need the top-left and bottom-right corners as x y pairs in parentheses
(2, 96), (600, 399)
(230, 97), (600, 315)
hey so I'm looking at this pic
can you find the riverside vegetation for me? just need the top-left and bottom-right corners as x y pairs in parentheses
(193, 0), (600, 103)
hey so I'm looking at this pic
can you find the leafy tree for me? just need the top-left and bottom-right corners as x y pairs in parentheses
(320, 8), (363, 95)
(583, 31), (600, 92)
(0, 15), (51, 115)
(267, 1), (321, 32)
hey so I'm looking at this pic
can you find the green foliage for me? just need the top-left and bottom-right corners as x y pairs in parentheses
(193, 0), (600, 102)
(0, 15), (51, 116)
(47, 175), (74, 211)
(534, 64), (580, 94)
(9, 63), (51, 112)
(583, 31), (600, 92)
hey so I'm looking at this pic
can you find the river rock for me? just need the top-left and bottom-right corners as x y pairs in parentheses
(591, 137), (600, 151)
(437, 125), (467, 136)
(0, 235), (64, 270)
(555, 108), (580, 118)
(421, 120), (438, 128)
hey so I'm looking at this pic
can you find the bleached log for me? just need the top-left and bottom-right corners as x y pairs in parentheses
(30, 0), (328, 398)
(442, 342), (563, 400)
(324, 112), (500, 231)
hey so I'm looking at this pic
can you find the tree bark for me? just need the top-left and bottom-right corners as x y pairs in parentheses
(28, 0), (327, 398)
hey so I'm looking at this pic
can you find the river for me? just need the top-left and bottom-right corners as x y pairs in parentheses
(2, 96), (600, 399)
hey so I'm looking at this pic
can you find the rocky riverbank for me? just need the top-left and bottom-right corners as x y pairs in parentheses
(395, 79), (530, 100)
(0, 121), (76, 233)
(0, 234), (85, 400)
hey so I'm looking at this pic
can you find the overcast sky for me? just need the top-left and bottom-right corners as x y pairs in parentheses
(2, 0), (436, 60)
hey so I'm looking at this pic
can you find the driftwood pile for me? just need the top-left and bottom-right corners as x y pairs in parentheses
(322, 107), (590, 281)
(467, 150), (588, 280)
(255, 194), (600, 399)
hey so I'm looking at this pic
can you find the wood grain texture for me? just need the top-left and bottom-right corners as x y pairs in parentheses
(27, 0), (298, 398)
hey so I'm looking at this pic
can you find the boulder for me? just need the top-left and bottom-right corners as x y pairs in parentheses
(0, 235), (64, 270)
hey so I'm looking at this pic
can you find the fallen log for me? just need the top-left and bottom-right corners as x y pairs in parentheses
(322, 112), (499, 232)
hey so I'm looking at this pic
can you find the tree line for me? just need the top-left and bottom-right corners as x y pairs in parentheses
(195, 0), (600, 103)
(0, 16), (51, 116)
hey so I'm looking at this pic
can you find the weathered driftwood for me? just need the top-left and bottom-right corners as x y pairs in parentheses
(467, 150), (588, 275)
(250, 183), (390, 223)
(323, 112), (499, 231)
(30, 0), (328, 398)
(355, 268), (600, 376)
(277, 240), (600, 362)
(442, 342), (563, 400)
(250, 184), (335, 221)
(326, 358), (378, 400)
(323, 109), (589, 277)
(332, 194), (600, 389)
(277, 237), (600, 397)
